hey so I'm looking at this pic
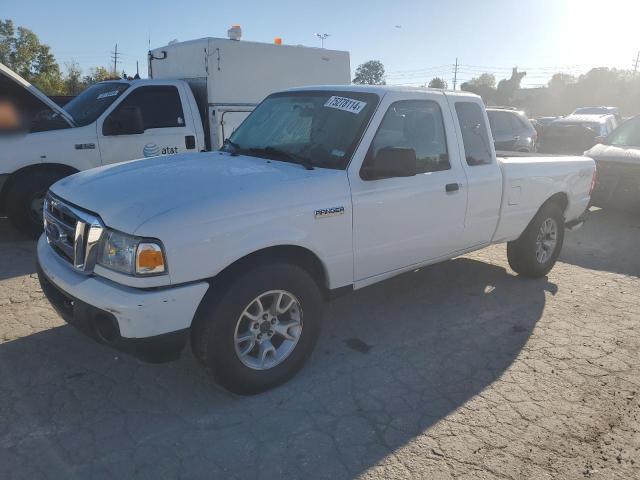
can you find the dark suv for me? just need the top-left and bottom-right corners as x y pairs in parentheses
(486, 107), (538, 152)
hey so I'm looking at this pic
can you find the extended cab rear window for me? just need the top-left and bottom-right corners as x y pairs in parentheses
(455, 102), (493, 166)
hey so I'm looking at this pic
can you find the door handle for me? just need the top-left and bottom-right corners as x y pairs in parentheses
(185, 135), (196, 150)
(445, 183), (460, 193)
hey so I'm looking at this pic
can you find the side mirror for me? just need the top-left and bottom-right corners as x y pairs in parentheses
(103, 106), (144, 135)
(362, 147), (417, 180)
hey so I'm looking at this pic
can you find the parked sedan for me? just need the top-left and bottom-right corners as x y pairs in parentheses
(487, 107), (538, 152)
(585, 115), (640, 211)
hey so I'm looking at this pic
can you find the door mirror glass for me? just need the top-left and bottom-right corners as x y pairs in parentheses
(364, 146), (417, 180)
(103, 105), (144, 136)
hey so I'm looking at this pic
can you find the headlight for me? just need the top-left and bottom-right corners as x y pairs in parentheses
(97, 229), (166, 275)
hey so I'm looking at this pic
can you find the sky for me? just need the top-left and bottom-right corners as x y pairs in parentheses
(4, 0), (640, 88)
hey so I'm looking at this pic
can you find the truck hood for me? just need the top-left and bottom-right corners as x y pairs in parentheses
(0, 62), (75, 126)
(585, 143), (640, 166)
(50, 152), (333, 234)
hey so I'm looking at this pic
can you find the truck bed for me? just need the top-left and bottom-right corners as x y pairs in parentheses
(492, 153), (594, 242)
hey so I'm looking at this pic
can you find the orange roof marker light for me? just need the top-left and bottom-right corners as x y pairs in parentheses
(274, 37), (282, 45)
(228, 25), (242, 41)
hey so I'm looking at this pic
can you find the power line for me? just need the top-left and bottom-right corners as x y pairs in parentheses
(386, 65), (450, 75)
(386, 71), (452, 81)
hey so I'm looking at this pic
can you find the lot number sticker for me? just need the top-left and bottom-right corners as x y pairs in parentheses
(324, 96), (367, 114)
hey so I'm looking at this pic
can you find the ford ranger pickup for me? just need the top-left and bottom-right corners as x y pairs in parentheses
(37, 86), (596, 394)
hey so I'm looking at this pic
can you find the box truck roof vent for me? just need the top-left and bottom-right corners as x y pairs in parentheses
(228, 25), (242, 41)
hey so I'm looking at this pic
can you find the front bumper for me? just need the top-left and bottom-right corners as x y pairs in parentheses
(37, 235), (209, 362)
(591, 161), (640, 210)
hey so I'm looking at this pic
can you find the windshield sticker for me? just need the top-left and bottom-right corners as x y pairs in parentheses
(97, 90), (119, 100)
(331, 149), (346, 157)
(324, 96), (367, 114)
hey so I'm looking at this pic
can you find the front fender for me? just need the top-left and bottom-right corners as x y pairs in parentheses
(140, 197), (354, 290)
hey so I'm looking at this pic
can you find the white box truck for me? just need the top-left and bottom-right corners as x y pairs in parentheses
(0, 33), (350, 236)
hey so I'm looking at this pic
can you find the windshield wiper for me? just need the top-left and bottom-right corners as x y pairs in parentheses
(248, 146), (315, 170)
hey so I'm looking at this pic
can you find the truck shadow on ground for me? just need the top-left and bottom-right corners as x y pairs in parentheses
(561, 207), (640, 277)
(0, 257), (555, 479)
(0, 218), (36, 281)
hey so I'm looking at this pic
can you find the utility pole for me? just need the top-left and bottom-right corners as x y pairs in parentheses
(111, 44), (120, 75)
(452, 57), (459, 90)
(634, 51), (640, 76)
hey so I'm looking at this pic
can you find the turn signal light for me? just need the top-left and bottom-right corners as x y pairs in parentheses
(136, 243), (166, 274)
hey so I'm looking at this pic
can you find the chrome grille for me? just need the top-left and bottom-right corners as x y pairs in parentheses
(44, 193), (104, 273)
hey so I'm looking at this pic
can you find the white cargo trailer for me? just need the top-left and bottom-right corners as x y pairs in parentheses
(149, 36), (350, 149)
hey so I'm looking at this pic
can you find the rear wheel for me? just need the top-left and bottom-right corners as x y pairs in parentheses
(191, 263), (324, 394)
(507, 203), (565, 278)
(6, 170), (67, 238)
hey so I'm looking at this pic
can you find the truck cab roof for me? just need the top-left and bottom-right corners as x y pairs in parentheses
(281, 84), (482, 99)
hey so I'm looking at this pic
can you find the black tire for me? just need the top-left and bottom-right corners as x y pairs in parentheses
(507, 202), (565, 278)
(6, 170), (67, 238)
(191, 263), (324, 395)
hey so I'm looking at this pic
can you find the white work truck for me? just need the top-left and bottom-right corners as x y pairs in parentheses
(0, 36), (349, 236)
(37, 86), (595, 394)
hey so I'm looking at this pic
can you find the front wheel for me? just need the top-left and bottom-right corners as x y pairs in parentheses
(6, 170), (67, 238)
(191, 263), (324, 394)
(507, 203), (565, 278)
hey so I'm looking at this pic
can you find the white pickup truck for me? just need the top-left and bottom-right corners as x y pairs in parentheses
(37, 86), (595, 394)
(0, 36), (349, 236)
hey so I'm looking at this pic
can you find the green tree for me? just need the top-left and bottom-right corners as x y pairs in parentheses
(461, 73), (497, 104)
(353, 60), (386, 85)
(63, 61), (85, 95)
(83, 66), (115, 86)
(428, 77), (447, 89)
(0, 19), (63, 94)
(548, 73), (576, 92)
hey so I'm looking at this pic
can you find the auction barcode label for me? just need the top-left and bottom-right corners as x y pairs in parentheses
(324, 96), (367, 114)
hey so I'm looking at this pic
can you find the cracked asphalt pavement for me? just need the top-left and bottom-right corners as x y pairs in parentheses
(1, 208), (639, 479)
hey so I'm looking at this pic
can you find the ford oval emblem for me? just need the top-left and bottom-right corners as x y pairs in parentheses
(143, 143), (161, 158)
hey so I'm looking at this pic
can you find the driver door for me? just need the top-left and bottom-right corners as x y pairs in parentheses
(97, 85), (197, 165)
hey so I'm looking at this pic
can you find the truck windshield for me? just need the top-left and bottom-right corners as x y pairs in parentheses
(606, 117), (640, 147)
(224, 91), (379, 170)
(63, 82), (129, 127)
